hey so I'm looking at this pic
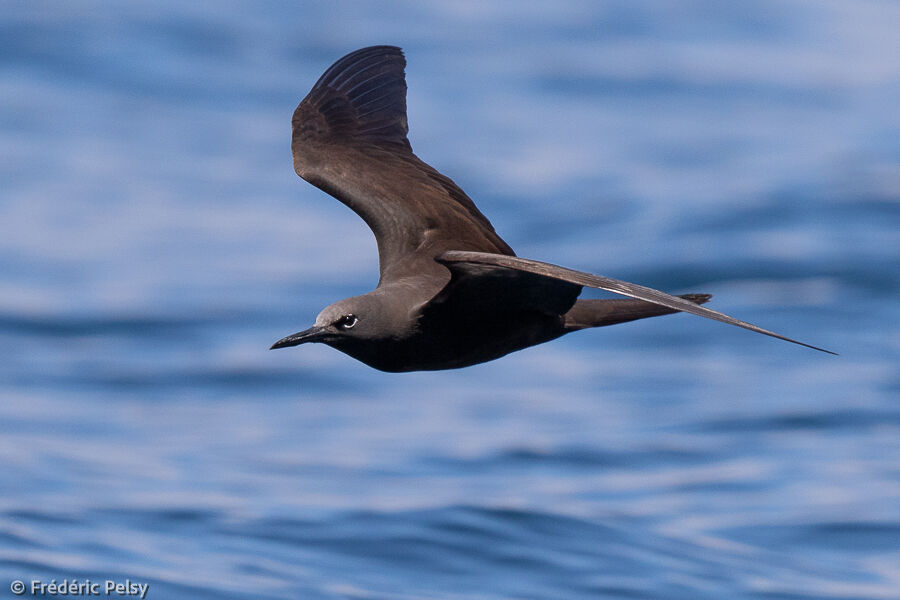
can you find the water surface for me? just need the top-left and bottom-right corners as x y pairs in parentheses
(2, 2), (899, 599)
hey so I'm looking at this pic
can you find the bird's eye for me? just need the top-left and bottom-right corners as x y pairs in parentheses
(335, 314), (358, 330)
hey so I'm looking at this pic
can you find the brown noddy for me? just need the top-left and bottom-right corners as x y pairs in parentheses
(270, 46), (834, 371)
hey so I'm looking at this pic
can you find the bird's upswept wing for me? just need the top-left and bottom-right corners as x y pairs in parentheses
(292, 46), (513, 283)
(436, 251), (836, 354)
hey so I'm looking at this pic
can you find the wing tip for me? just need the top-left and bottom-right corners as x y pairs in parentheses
(798, 341), (839, 356)
(294, 45), (410, 152)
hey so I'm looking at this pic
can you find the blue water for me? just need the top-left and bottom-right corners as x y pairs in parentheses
(2, 2), (899, 598)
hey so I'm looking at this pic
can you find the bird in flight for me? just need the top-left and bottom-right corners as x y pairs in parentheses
(271, 46), (834, 371)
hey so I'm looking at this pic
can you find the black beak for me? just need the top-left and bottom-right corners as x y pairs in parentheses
(270, 325), (328, 349)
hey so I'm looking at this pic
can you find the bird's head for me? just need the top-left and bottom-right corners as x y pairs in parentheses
(270, 294), (390, 351)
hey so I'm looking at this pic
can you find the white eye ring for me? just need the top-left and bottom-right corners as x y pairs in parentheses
(336, 314), (358, 330)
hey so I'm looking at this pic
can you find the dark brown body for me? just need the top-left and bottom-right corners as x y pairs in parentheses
(328, 308), (566, 372)
(322, 293), (711, 372)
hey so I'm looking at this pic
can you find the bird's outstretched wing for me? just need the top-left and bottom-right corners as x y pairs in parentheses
(292, 46), (513, 283)
(437, 251), (836, 354)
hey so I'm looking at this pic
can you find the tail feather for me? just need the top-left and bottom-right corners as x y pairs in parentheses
(564, 293), (712, 331)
